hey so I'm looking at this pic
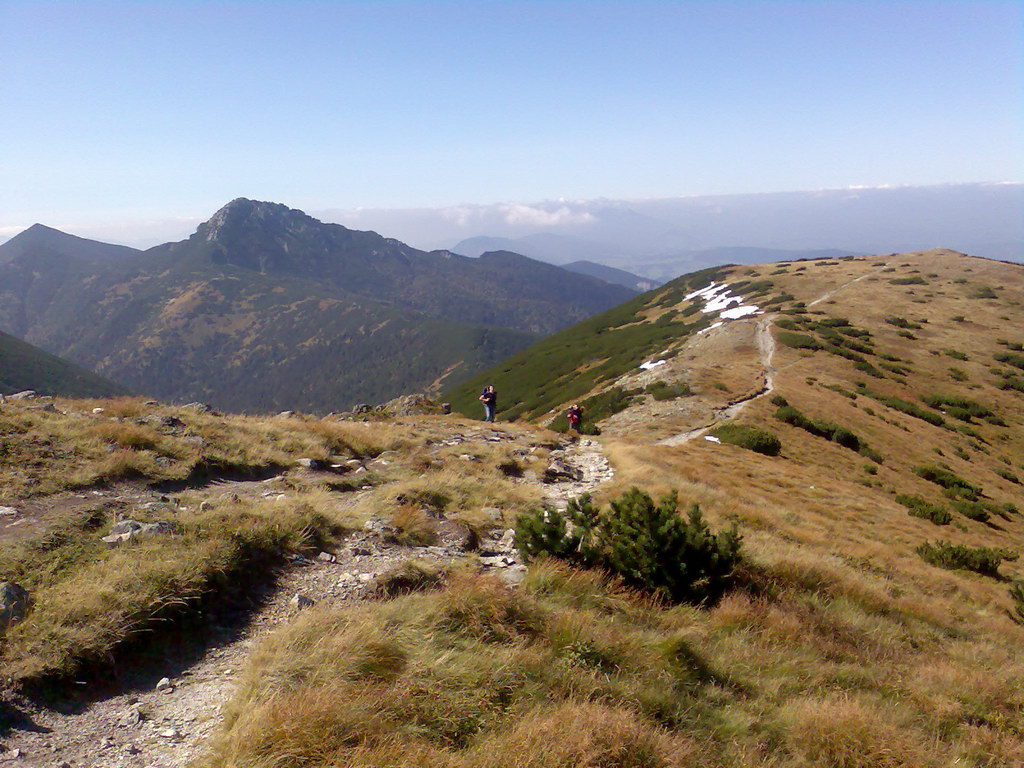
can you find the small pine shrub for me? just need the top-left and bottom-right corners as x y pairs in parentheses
(885, 316), (921, 330)
(995, 468), (1020, 484)
(644, 380), (692, 401)
(970, 286), (997, 299)
(948, 367), (968, 382)
(950, 500), (991, 523)
(896, 494), (951, 525)
(913, 465), (982, 500)
(916, 540), (1016, 578)
(995, 352), (1024, 371)
(709, 424), (782, 456)
(769, 394), (789, 407)
(777, 331), (823, 351)
(890, 276), (928, 285)
(897, 330), (917, 340)
(1010, 581), (1024, 624)
(945, 349), (969, 361)
(515, 488), (742, 605)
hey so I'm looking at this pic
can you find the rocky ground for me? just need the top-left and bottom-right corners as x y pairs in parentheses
(0, 429), (612, 768)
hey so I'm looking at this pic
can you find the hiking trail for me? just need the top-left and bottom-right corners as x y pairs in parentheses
(1, 427), (613, 768)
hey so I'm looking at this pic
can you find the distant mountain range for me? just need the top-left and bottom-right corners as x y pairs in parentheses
(0, 328), (129, 398)
(0, 200), (633, 413)
(319, 183), (1023, 277)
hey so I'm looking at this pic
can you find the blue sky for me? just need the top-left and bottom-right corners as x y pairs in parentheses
(1, 1), (1020, 240)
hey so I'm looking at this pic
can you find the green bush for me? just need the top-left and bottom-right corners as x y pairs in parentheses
(862, 389), (946, 427)
(916, 540), (1016, 578)
(709, 424), (782, 456)
(970, 286), (997, 299)
(995, 352), (1024, 371)
(644, 380), (692, 401)
(921, 394), (994, 421)
(515, 488), (742, 605)
(913, 465), (982, 500)
(950, 500), (991, 523)
(885, 316), (921, 330)
(995, 468), (1020, 484)
(890, 276), (928, 285)
(777, 331), (822, 350)
(945, 349), (969, 361)
(769, 394), (788, 407)
(896, 494), (951, 525)
(1010, 581), (1024, 625)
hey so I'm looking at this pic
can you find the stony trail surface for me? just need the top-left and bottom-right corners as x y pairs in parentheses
(0, 427), (614, 768)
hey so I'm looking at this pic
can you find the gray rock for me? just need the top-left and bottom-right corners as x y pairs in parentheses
(441, 402), (452, 414)
(8, 390), (36, 401)
(277, 410), (296, 418)
(289, 593), (315, 610)
(155, 677), (173, 692)
(0, 506), (18, 517)
(317, 551), (337, 563)
(498, 564), (528, 587)
(182, 402), (212, 413)
(0, 582), (30, 632)
(544, 457), (582, 482)
(102, 520), (175, 547)
(295, 457), (325, 470)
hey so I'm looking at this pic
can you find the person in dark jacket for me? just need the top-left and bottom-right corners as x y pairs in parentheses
(479, 385), (497, 423)
(567, 403), (583, 433)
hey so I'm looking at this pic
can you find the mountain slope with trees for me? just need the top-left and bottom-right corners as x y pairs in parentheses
(0, 201), (632, 412)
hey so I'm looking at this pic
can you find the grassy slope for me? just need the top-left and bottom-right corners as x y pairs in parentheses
(0, 329), (129, 398)
(444, 266), (736, 422)
(0, 397), (550, 688)
(4, 251), (1024, 766)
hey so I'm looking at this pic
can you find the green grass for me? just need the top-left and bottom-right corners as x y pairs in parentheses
(445, 266), (732, 421)
(644, 380), (692, 401)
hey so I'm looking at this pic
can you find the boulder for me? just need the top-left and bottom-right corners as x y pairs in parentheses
(0, 582), (30, 632)
(0, 506), (18, 517)
(102, 520), (175, 547)
(377, 393), (444, 416)
(8, 391), (37, 401)
(295, 457), (326, 470)
(544, 456), (582, 483)
(289, 593), (315, 611)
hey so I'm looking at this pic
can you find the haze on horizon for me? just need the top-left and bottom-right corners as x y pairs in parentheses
(1, 1), (1021, 250)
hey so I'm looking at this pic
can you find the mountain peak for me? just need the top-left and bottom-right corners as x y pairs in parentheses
(199, 198), (314, 243)
(0, 223), (139, 265)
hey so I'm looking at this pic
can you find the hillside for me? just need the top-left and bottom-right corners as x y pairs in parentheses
(0, 329), (129, 398)
(0, 250), (1021, 767)
(0, 201), (632, 412)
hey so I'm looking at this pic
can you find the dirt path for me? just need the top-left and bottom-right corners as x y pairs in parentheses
(1, 430), (614, 768)
(657, 314), (777, 447)
(656, 262), (888, 448)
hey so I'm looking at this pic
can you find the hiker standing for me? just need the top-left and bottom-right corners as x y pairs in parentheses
(567, 403), (583, 434)
(479, 385), (497, 423)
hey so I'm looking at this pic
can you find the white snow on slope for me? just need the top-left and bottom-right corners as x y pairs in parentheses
(639, 359), (667, 370)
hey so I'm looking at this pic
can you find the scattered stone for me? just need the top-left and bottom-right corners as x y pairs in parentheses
(377, 393), (443, 416)
(8, 391), (36, 401)
(295, 457), (325, 470)
(352, 403), (372, 415)
(92, 407), (105, 414)
(289, 593), (315, 610)
(358, 573), (374, 583)
(29, 403), (57, 413)
(0, 506), (18, 517)
(498, 564), (528, 586)
(441, 402), (452, 414)
(102, 520), (175, 547)
(317, 551), (337, 563)
(0, 582), (30, 632)
(199, 500), (212, 512)
(158, 727), (180, 740)
(277, 410), (296, 418)
(350, 545), (372, 556)
(479, 506), (502, 522)
(155, 677), (173, 693)
(183, 402), (212, 413)
(2, 748), (22, 760)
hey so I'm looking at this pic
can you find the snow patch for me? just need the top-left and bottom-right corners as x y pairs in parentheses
(704, 435), (722, 444)
(720, 305), (759, 320)
(639, 359), (667, 370)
